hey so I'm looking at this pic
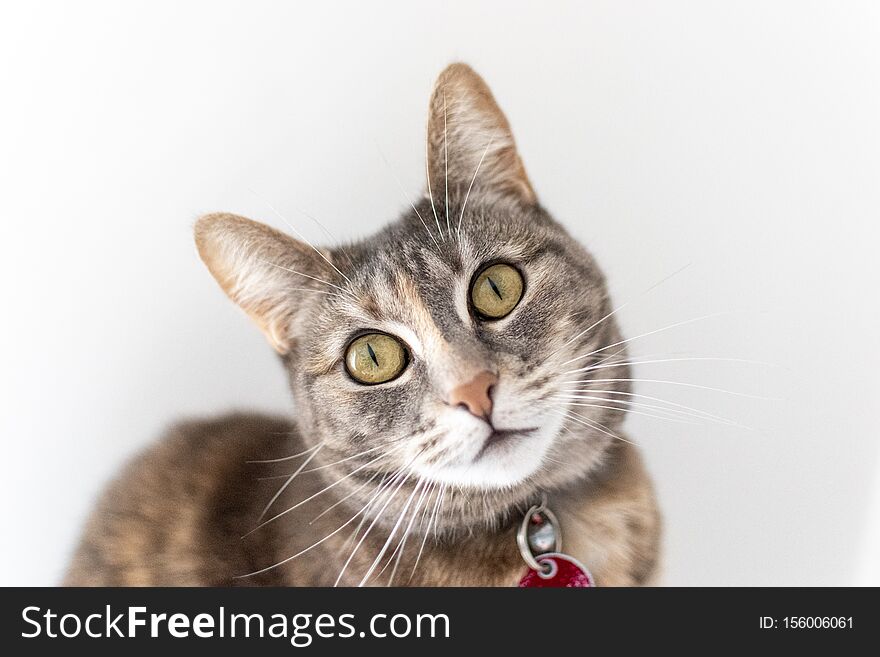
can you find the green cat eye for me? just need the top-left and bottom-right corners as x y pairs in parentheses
(345, 333), (408, 384)
(471, 263), (524, 319)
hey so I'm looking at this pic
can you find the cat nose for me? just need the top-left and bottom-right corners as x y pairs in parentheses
(449, 371), (498, 421)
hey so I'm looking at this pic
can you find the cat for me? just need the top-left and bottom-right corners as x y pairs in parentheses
(65, 63), (661, 586)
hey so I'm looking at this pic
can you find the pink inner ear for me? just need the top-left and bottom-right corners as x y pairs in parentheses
(194, 211), (335, 356)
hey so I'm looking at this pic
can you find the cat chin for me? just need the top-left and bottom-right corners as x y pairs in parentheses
(414, 426), (558, 490)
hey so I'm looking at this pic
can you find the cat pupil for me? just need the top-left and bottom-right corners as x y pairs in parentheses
(487, 277), (503, 300)
(367, 343), (379, 367)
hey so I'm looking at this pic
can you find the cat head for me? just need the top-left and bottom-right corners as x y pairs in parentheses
(195, 64), (629, 529)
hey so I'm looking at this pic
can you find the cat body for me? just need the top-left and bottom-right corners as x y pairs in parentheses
(66, 64), (661, 587)
(66, 414), (658, 586)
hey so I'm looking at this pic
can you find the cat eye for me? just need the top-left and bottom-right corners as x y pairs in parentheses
(470, 263), (524, 319)
(344, 333), (408, 384)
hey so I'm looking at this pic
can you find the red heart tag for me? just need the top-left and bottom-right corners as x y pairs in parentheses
(518, 552), (594, 588)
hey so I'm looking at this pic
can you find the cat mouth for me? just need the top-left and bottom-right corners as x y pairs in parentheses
(475, 427), (538, 460)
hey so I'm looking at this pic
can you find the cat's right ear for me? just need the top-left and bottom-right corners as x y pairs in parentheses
(194, 213), (332, 355)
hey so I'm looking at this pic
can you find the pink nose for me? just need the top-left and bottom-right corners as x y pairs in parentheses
(449, 371), (497, 421)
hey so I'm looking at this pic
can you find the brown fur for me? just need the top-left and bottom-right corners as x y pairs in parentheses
(65, 413), (659, 586)
(66, 63), (661, 587)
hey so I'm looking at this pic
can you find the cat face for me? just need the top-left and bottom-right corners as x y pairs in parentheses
(295, 197), (624, 491)
(196, 64), (629, 517)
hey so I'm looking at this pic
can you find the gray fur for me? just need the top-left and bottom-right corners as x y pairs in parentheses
(65, 63), (659, 587)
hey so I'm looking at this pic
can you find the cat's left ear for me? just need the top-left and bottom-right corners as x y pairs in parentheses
(426, 63), (536, 205)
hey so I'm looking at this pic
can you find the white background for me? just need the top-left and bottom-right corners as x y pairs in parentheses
(1, 1), (878, 586)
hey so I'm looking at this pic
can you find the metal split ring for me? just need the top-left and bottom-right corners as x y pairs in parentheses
(517, 498), (562, 574)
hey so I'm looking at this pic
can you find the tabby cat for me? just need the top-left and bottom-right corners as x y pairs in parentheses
(65, 63), (660, 586)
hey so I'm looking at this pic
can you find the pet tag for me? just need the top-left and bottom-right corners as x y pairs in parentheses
(516, 501), (595, 587)
(518, 552), (594, 587)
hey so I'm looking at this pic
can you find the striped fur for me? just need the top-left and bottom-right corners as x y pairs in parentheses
(66, 63), (660, 587)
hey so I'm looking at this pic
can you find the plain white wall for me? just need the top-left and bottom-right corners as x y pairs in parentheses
(1, 1), (878, 586)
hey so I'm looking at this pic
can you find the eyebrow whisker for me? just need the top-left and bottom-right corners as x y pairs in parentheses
(253, 192), (356, 288)
(457, 138), (493, 236)
(259, 259), (357, 300)
(376, 146), (442, 251)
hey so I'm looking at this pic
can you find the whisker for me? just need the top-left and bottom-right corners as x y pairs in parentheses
(376, 147), (442, 250)
(376, 500), (419, 582)
(539, 449), (571, 467)
(260, 259), (355, 299)
(552, 399), (701, 426)
(555, 408), (632, 443)
(261, 444), (386, 479)
(300, 445), (385, 474)
(425, 122), (443, 239)
(432, 485), (447, 541)
(563, 356), (773, 377)
(257, 443), (324, 522)
(243, 443), (407, 537)
(334, 452), (425, 584)
(253, 192), (356, 287)
(443, 90), (450, 237)
(560, 312), (731, 367)
(382, 478), (432, 586)
(360, 478), (426, 587)
(247, 441), (321, 465)
(549, 302), (627, 361)
(548, 262), (693, 359)
(256, 473), (298, 481)
(234, 467), (398, 579)
(586, 347), (710, 371)
(554, 388), (750, 429)
(457, 139), (493, 235)
(588, 344), (628, 368)
(406, 483), (444, 584)
(340, 469), (401, 553)
(288, 287), (349, 300)
(334, 467), (415, 587)
(549, 408), (636, 446)
(558, 377), (776, 400)
(409, 482), (445, 583)
(307, 471), (381, 526)
(248, 187), (355, 267)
